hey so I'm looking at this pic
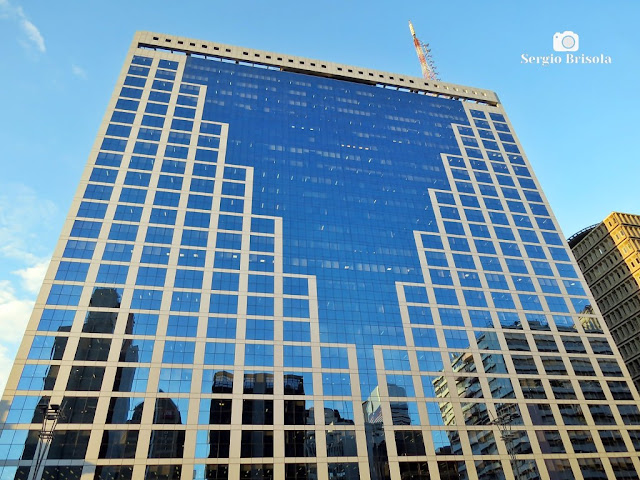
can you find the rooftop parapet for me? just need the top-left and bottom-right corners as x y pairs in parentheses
(135, 31), (500, 106)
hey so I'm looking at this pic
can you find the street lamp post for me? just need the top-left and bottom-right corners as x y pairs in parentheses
(490, 410), (523, 480)
(30, 402), (61, 480)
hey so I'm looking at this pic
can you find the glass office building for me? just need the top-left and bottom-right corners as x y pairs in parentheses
(1, 31), (639, 480)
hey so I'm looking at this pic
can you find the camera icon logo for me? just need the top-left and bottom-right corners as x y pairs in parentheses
(553, 31), (579, 52)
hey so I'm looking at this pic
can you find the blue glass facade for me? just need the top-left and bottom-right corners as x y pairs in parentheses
(183, 56), (470, 395)
(0, 32), (639, 480)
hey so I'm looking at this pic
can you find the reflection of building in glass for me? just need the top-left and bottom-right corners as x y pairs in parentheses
(389, 401), (410, 426)
(363, 385), (411, 426)
(363, 386), (384, 424)
(1, 31), (639, 480)
(153, 397), (182, 424)
(149, 397), (184, 459)
(431, 375), (456, 426)
(326, 430), (358, 457)
(211, 370), (233, 393)
(242, 372), (273, 394)
(283, 374), (306, 395)
(323, 407), (354, 426)
(362, 389), (390, 480)
(148, 429), (185, 460)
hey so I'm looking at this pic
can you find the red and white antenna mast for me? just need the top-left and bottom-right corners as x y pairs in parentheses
(409, 21), (439, 81)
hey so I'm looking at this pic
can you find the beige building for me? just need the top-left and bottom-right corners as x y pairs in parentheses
(570, 212), (640, 389)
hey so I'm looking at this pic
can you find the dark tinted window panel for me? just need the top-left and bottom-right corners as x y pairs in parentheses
(66, 366), (105, 391)
(99, 430), (139, 458)
(395, 430), (426, 456)
(148, 430), (186, 458)
(240, 431), (274, 457)
(59, 396), (98, 423)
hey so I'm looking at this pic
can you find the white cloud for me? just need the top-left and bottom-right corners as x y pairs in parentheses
(0, 279), (34, 395)
(0, 179), (61, 396)
(0, 281), (33, 344)
(0, 1), (45, 53)
(71, 64), (88, 79)
(0, 183), (54, 395)
(0, 208), (48, 397)
(0, 244), (39, 265)
(0, 343), (19, 398)
(0, 183), (58, 266)
(20, 16), (45, 53)
(13, 260), (49, 294)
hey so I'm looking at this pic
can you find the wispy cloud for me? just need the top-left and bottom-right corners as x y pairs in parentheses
(18, 12), (45, 53)
(0, 184), (57, 396)
(0, 0), (45, 53)
(0, 342), (19, 397)
(71, 64), (88, 80)
(0, 280), (34, 395)
(0, 183), (58, 265)
(0, 281), (33, 343)
(13, 261), (49, 294)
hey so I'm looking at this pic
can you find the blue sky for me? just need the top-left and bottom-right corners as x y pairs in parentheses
(0, 0), (638, 392)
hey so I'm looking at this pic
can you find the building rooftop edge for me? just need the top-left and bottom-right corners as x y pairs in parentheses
(568, 211), (640, 248)
(567, 223), (601, 248)
(134, 31), (500, 106)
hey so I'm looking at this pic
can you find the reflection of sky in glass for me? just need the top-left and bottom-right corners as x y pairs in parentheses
(184, 58), (467, 352)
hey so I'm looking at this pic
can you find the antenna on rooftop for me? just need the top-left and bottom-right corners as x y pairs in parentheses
(409, 21), (439, 81)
